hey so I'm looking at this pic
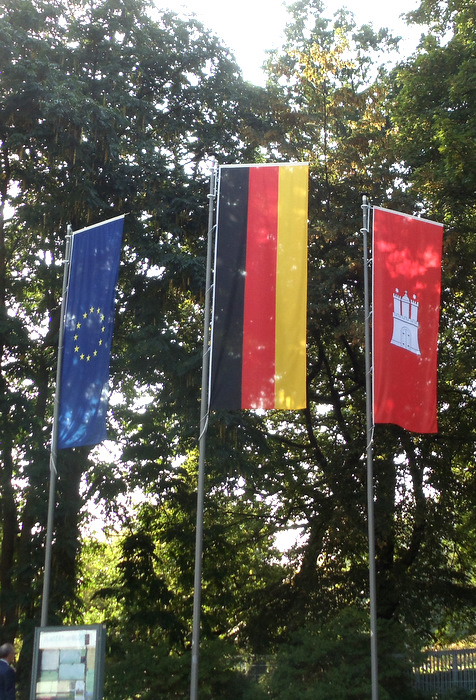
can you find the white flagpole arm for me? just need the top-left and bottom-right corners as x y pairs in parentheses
(362, 195), (379, 700)
(190, 164), (217, 700)
(40, 225), (73, 628)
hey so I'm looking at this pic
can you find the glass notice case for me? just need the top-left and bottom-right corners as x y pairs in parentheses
(30, 626), (106, 700)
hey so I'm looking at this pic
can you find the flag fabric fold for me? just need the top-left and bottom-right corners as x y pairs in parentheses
(209, 163), (309, 411)
(372, 207), (443, 433)
(58, 216), (124, 449)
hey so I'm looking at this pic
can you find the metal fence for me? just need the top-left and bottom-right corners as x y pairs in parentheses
(414, 648), (476, 696)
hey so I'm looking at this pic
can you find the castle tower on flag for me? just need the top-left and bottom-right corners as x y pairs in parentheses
(391, 289), (421, 356)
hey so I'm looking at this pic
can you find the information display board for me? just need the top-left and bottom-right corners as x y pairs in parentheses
(30, 625), (106, 700)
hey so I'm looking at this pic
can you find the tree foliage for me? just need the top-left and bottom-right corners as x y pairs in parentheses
(263, 608), (419, 700)
(390, 0), (476, 641)
(1, 0), (476, 697)
(0, 0), (273, 694)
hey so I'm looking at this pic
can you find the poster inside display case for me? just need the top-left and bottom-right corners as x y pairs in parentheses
(30, 625), (106, 700)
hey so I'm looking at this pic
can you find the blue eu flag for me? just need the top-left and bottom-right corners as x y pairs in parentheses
(58, 217), (124, 449)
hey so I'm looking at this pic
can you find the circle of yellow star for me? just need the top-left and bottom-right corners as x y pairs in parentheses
(73, 307), (107, 361)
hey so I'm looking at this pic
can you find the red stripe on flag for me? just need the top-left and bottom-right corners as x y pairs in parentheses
(242, 166), (279, 408)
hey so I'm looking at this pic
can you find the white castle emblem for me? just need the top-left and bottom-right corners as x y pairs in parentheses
(391, 289), (421, 356)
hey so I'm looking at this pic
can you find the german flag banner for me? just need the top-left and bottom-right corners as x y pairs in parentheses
(209, 163), (309, 411)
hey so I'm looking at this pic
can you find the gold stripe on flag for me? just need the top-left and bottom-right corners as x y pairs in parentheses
(275, 164), (309, 409)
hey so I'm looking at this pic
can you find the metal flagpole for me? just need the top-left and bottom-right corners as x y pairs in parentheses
(362, 195), (379, 700)
(190, 164), (217, 700)
(40, 226), (73, 628)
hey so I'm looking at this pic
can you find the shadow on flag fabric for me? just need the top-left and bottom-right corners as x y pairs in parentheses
(373, 207), (443, 433)
(209, 163), (308, 411)
(58, 216), (124, 449)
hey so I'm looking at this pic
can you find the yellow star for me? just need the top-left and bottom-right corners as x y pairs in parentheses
(101, 326), (105, 333)
(93, 350), (98, 356)
(80, 353), (85, 360)
(86, 355), (91, 361)
(90, 306), (95, 313)
(76, 322), (81, 329)
(100, 314), (105, 321)
(97, 308), (101, 314)
(74, 334), (78, 341)
(74, 346), (79, 352)
(83, 312), (88, 319)
(99, 339), (103, 346)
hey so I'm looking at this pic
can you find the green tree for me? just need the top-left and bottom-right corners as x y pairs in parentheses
(228, 0), (408, 647)
(0, 0), (272, 695)
(3, 0), (476, 698)
(390, 0), (476, 641)
(264, 608), (419, 700)
(82, 448), (286, 697)
(197, 0), (476, 654)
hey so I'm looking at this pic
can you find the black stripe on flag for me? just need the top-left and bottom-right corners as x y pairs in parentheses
(209, 167), (249, 410)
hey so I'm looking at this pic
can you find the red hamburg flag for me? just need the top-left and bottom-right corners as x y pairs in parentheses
(373, 207), (443, 433)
